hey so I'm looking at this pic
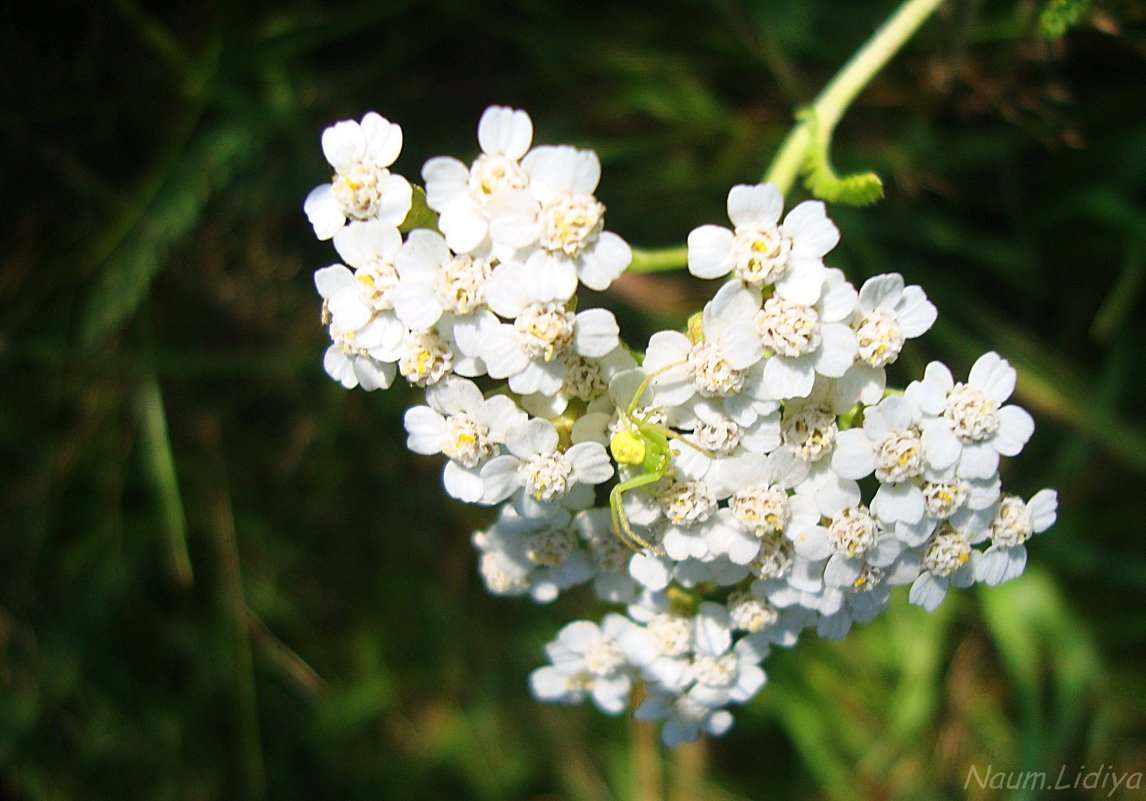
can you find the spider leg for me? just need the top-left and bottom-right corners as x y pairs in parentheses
(609, 470), (666, 554)
(624, 361), (686, 417)
(664, 430), (717, 459)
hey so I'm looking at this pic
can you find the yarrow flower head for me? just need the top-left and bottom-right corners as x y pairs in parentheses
(303, 104), (1058, 748)
(305, 113), (413, 240)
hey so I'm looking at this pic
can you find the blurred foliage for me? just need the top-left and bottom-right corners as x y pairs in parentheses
(2, 0), (1145, 799)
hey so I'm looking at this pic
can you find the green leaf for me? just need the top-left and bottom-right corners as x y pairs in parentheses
(79, 123), (254, 348)
(398, 184), (440, 233)
(1039, 0), (1091, 39)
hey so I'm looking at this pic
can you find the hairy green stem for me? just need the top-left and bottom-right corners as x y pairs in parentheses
(764, 0), (948, 195)
(627, 0), (947, 273)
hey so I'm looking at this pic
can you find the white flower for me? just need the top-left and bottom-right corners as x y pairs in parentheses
(893, 474), (1000, 547)
(304, 113), (412, 240)
(480, 418), (614, 510)
(396, 326), (457, 387)
(851, 273), (937, 368)
(687, 183), (838, 304)
(315, 263), (405, 391)
(482, 288), (620, 396)
(423, 105), (534, 254)
(831, 394), (958, 525)
(906, 352), (1035, 479)
(710, 450), (818, 566)
(571, 508), (642, 603)
(719, 268), (859, 400)
(635, 690), (735, 746)
(619, 605), (695, 691)
(686, 602), (767, 707)
(519, 345), (638, 418)
(907, 511), (988, 611)
(975, 489), (1057, 586)
(403, 376), (528, 501)
(494, 145), (633, 290)
(391, 229), (494, 328)
(472, 505), (595, 602)
(643, 282), (775, 426)
(530, 615), (635, 714)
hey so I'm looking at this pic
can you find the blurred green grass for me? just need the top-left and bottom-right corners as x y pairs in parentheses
(1, 0), (1144, 798)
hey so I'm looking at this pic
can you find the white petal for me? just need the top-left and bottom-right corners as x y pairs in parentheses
(687, 225), (735, 279)
(969, 352), (1016, 404)
(921, 418), (961, 470)
(1027, 489), (1058, 532)
(762, 355), (815, 399)
(524, 145), (599, 201)
(322, 347), (356, 388)
(509, 359), (563, 396)
(321, 119), (366, 169)
(482, 326), (529, 379)
(529, 666), (576, 702)
(376, 173), (413, 226)
(452, 310), (498, 360)
(895, 285), (937, 337)
(328, 287), (372, 332)
(871, 481), (924, 524)
(577, 232), (631, 290)
(718, 320), (764, 371)
(727, 183), (783, 228)
(994, 405), (1034, 456)
(694, 602), (732, 656)
(567, 442), (614, 485)
(958, 443), (999, 479)
(438, 201), (489, 255)
(819, 270), (858, 322)
(812, 323), (858, 378)
(403, 406), (446, 454)
(774, 261), (826, 305)
(314, 264), (354, 299)
(830, 429), (875, 479)
(352, 356), (394, 391)
(629, 553), (672, 591)
(783, 200), (839, 258)
(443, 460), (485, 502)
(857, 273), (904, 312)
(506, 417), (559, 459)
(823, 554), (863, 587)
(303, 185), (345, 241)
(908, 572), (949, 611)
(360, 113), (403, 166)
(976, 545), (1026, 586)
(574, 309), (620, 358)
(790, 525), (832, 561)
(906, 362), (953, 415)
(427, 375), (483, 416)
(421, 156), (470, 211)
(478, 105), (533, 159)
(479, 456), (521, 504)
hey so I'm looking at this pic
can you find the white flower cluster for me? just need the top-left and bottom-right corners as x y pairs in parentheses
(305, 107), (1058, 746)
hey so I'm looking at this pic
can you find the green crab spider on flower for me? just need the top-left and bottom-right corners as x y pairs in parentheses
(607, 368), (712, 553)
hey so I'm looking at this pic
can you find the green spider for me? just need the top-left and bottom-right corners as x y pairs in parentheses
(606, 370), (711, 552)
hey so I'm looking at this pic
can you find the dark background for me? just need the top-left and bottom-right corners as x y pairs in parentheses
(2, 0), (1144, 798)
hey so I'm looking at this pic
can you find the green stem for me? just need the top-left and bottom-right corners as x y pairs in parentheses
(628, 245), (689, 274)
(626, 0), (946, 274)
(764, 0), (948, 195)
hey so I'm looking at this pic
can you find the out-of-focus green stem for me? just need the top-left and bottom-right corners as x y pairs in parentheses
(628, 245), (689, 274)
(137, 366), (193, 588)
(764, 0), (948, 196)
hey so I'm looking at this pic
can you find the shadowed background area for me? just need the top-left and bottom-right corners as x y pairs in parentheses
(1, 0), (1145, 798)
